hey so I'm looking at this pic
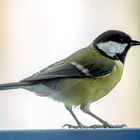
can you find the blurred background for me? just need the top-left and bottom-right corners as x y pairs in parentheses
(0, 0), (140, 129)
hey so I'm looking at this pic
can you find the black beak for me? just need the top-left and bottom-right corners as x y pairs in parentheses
(130, 40), (140, 46)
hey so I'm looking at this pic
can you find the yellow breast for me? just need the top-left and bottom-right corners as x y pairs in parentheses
(58, 60), (123, 106)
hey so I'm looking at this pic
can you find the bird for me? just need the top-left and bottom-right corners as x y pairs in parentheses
(0, 30), (140, 128)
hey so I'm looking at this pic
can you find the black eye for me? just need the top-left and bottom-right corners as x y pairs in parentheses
(120, 38), (123, 42)
(118, 37), (127, 43)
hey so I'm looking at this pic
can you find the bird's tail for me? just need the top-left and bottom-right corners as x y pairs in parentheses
(0, 82), (35, 91)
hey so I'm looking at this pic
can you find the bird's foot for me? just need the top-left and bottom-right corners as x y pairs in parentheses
(63, 124), (82, 129)
(63, 124), (104, 129)
(101, 121), (127, 128)
(63, 123), (127, 129)
(63, 122), (87, 129)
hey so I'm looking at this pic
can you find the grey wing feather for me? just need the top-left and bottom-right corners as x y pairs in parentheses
(87, 63), (114, 77)
(21, 62), (85, 82)
(22, 60), (115, 82)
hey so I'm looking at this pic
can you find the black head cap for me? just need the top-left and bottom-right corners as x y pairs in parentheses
(94, 30), (132, 45)
(94, 30), (140, 63)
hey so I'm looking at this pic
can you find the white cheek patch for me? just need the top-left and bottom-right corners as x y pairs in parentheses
(97, 41), (128, 58)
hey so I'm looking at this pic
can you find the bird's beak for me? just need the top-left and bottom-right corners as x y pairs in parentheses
(130, 40), (140, 46)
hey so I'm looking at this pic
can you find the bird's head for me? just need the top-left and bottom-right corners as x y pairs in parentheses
(94, 30), (140, 63)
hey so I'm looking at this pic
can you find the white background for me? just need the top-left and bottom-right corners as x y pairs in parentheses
(0, 0), (140, 129)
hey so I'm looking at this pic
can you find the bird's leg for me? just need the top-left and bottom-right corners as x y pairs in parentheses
(80, 105), (127, 128)
(63, 105), (86, 128)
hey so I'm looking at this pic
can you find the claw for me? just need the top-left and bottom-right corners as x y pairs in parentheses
(63, 124), (80, 129)
(102, 121), (127, 128)
(105, 124), (127, 128)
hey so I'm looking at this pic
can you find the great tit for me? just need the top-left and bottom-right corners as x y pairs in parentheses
(0, 30), (140, 128)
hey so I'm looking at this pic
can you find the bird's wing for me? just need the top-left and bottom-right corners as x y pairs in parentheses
(21, 59), (115, 82)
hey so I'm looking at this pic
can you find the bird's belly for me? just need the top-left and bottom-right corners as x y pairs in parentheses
(58, 60), (123, 106)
